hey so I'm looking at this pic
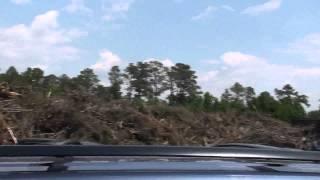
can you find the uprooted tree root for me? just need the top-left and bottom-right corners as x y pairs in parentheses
(0, 93), (313, 149)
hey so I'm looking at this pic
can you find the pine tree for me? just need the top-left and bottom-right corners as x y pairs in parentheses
(123, 62), (152, 99)
(203, 92), (217, 112)
(147, 61), (169, 101)
(75, 68), (99, 92)
(274, 84), (309, 121)
(108, 66), (123, 99)
(167, 63), (200, 105)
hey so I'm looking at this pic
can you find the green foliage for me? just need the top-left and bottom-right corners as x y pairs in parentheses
(167, 63), (201, 105)
(219, 89), (232, 111)
(74, 68), (99, 92)
(219, 83), (256, 112)
(229, 82), (246, 110)
(274, 84), (309, 121)
(42, 74), (61, 96)
(5, 66), (20, 84)
(245, 86), (256, 110)
(123, 62), (152, 99)
(22, 67), (44, 86)
(59, 74), (77, 91)
(95, 85), (111, 101)
(122, 61), (170, 102)
(186, 95), (203, 112)
(148, 61), (169, 100)
(308, 110), (320, 120)
(203, 92), (218, 112)
(274, 102), (306, 121)
(230, 82), (246, 101)
(108, 66), (123, 99)
(308, 100), (320, 120)
(254, 91), (278, 114)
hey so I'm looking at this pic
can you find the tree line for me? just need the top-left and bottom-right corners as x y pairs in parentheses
(1, 61), (319, 122)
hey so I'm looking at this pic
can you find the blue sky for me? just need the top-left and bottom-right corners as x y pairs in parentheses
(1, 0), (320, 109)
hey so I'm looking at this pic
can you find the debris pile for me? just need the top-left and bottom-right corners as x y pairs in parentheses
(0, 88), (314, 149)
(0, 83), (27, 144)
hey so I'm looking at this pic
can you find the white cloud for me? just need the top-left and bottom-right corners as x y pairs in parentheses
(102, 0), (135, 21)
(221, 5), (235, 12)
(90, 49), (123, 86)
(64, 0), (92, 14)
(242, 0), (282, 15)
(199, 51), (320, 109)
(191, 6), (217, 21)
(144, 58), (175, 67)
(293, 68), (320, 77)
(286, 33), (320, 64)
(221, 51), (264, 66)
(11, 0), (31, 5)
(91, 50), (122, 72)
(199, 71), (219, 82)
(31, 10), (59, 30)
(161, 59), (175, 67)
(0, 10), (87, 71)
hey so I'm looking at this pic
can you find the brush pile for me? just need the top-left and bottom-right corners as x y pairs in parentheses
(0, 89), (314, 149)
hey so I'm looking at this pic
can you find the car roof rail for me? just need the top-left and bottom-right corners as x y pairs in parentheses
(213, 143), (300, 151)
(0, 145), (320, 162)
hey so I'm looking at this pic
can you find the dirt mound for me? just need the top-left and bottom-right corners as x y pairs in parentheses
(0, 93), (311, 149)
